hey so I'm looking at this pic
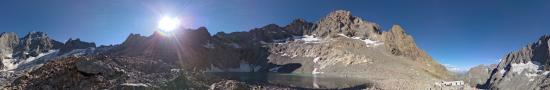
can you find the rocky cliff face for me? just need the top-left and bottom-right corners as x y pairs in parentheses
(486, 35), (550, 89)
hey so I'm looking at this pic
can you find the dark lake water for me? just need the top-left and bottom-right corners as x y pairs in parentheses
(204, 72), (373, 89)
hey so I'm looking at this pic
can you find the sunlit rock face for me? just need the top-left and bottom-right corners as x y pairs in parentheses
(485, 35), (550, 90)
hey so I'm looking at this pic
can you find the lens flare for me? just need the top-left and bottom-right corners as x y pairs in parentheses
(158, 16), (181, 32)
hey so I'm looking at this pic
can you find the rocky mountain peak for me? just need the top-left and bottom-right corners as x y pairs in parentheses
(312, 10), (381, 39)
(326, 10), (352, 20)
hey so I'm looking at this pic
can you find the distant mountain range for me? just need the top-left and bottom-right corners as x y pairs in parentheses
(0, 10), (548, 89)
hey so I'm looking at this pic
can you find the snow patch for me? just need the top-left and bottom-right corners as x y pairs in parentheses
(294, 35), (321, 43)
(337, 34), (383, 47)
(510, 61), (540, 73)
(313, 57), (321, 63)
(121, 83), (149, 87)
(499, 69), (506, 75)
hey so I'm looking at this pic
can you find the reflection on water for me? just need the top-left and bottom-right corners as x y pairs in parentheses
(205, 72), (372, 89)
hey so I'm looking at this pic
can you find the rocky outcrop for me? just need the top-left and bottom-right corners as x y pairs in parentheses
(58, 38), (96, 54)
(485, 35), (550, 89)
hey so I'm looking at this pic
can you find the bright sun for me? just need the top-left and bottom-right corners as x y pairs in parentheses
(158, 16), (181, 32)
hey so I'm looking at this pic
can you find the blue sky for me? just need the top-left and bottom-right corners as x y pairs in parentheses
(0, 0), (549, 70)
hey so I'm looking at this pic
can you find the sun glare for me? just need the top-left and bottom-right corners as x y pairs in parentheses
(158, 16), (181, 32)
